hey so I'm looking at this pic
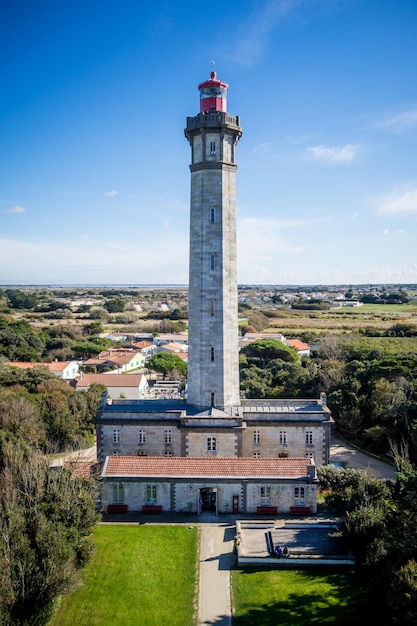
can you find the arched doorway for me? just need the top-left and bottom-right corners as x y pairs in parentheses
(199, 487), (217, 513)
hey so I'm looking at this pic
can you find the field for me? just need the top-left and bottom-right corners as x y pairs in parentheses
(49, 525), (198, 626)
(262, 302), (417, 336)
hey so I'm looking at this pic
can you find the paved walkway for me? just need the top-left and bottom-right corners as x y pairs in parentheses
(198, 523), (235, 625)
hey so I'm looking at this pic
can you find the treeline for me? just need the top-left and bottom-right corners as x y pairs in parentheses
(0, 367), (104, 452)
(318, 463), (417, 625)
(0, 410), (99, 624)
(0, 317), (110, 362)
(240, 329), (417, 464)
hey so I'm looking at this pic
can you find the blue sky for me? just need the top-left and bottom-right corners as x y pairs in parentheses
(1, 0), (417, 286)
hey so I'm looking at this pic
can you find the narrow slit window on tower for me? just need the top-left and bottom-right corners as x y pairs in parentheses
(210, 300), (215, 317)
(211, 392), (215, 406)
(210, 347), (215, 362)
(210, 141), (216, 155)
(210, 207), (215, 223)
(210, 254), (215, 270)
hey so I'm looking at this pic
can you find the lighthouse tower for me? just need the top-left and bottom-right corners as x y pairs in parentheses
(185, 71), (242, 411)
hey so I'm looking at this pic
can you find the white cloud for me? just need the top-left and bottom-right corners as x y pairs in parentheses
(232, 0), (306, 65)
(373, 107), (417, 132)
(104, 190), (119, 197)
(254, 142), (273, 154)
(376, 188), (417, 217)
(2, 205), (26, 214)
(305, 144), (361, 164)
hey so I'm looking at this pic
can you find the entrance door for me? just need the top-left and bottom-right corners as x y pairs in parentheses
(199, 487), (217, 512)
(232, 495), (239, 513)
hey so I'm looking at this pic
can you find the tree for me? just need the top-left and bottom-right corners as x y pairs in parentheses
(240, 339), (298, 368)
(146, 353), (187, 379)
(83, 321), (104, 336)
(104, 297), (125, 313)
(0, 439), (98, 625)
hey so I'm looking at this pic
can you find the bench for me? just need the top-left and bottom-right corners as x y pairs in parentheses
(107, 504), (128, 513)
(256, 506), (278, 515)
(142, 505), (163, 514)
(289, 506), (311, 515)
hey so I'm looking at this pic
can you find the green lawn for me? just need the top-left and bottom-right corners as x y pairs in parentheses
(50, 526), (372, 626)
(49, 525), (198, 626)
(231, 568), (368, 625)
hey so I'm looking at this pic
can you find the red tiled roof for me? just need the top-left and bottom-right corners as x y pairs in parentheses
(286, 339), (310, 351)
(133, 341), (153, 349)
(64, 461), (99, 479)
(76, 373), (144, 388)
(102, 456), (310, 479)
(7, 361), (72, 371)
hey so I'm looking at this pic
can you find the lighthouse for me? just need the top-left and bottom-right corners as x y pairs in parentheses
(185, 71), (242, 411)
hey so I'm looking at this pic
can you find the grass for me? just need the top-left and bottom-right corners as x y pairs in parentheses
(50, 525), (374, 626)
(49, 525), (198, 626)
(231, 568), (369, 625)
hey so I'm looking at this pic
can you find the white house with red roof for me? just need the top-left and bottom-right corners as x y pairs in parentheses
(132, 340), (156, 360)
(100, 455), (318, 515)
(7, 360), (79, 380)
(285, 339), (311, 358)
(83, 349), (145, 373)
(75, 373), (148, 400)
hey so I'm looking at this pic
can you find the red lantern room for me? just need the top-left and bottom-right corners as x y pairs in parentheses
(198, 71), (228, 113)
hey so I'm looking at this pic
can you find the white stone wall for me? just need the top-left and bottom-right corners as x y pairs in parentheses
(97, 416), (328, 465)
(241, 424), (326, 465)
(245, 483), (317, 514)
(99, 422), (181, 457)
(101, 479), (317, 514)
(186, 430), (238, 457)
(101, 481), (171, 511)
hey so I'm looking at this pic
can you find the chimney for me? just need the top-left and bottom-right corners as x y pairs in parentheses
(307, 458), (317, 481)
(320, 392), (327, 407)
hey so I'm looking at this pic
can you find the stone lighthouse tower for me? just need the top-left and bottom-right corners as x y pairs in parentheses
(185, 70), (242, 411)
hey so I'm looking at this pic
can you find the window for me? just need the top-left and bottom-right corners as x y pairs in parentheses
(253, 430), (260, 445)
(210, 254), (215, 270)
(207, 437), (216, 452)
(279, 431), (287, 445)
(260, 486), (271, 505)
(165, 430), (172, 444)
(210, 141), (216, 155)
(138, 429), (146, 444)
(305, 452), (314, 459)
(146, 485), (157, 504)
(306, 430), (313, 445)
(253, 451), (261, 458)
(294, 487), (305, 506)
(137, 450), (148, 456)
(210, 347), (215, 362)
(113, 429), (120, 444)
(164, 450), (173, 457)
(210, 300), (215, 317)
(211, 392), (215, 406)
(112, 450), (120, 456)
(278, 452), (289, 458)
(210, 207), (215, 223)
(112, 483), (124, 503)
